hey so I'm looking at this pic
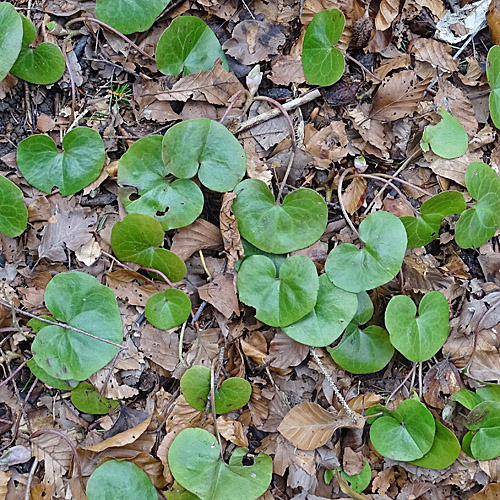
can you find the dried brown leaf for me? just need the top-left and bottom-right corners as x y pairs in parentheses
(425, 150), (482, 186)
(376, 0), (400, 30)
(268, 330), (309, 369)
(343, 176), (367, 214)
(220, 192), (244, 271)
(0, 471), (10, 499)
(217, 416), (249, 447)
(411, 38), (458, 73)
(170, 219), (223, 261)
(106, 269), (166, 307)
(347, 393), (382, 412)
(141, 324), (180, 371)
(241, 331), (267, 365)
(487, 0), (500, 45)
(198, 273), (239, 319)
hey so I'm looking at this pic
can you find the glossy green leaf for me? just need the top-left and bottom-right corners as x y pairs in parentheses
(466, 401), (500, 460)
(420, 108), (468, 159)
(162, 119), (245, 192)
(156, 16), (228, 76)
(145, 289), (191, 330)
(164, 482), (200, 500)
(86, 460), (157, 500)
(31, 272), (122, 381)
(301, 9), (345, 86)
(111, 213), (186, 282)
(350, 291), (374, 326)
(455, 162), (500, 248)
(340, 461), (371, 493)
(232, 179), (328, 254)
(96, 0), (170, 34)
(283, 274), (358, 347)
(385, 291), (449, 362)
(462, 431), (474, 458)
(401, 191), (466, 248)
(325, 211), (407, 293)
(237, 255), (319, 327)
(452, 389), (483, 410)
(27, 359), (77, 391)
(236, 239), (286, 273)
(0, 175), (27, 237)
(369, 399), (435, 461)
(487, 45), (500, 129)
(17, 127), (105, 196)
(409, 420), (460, 469)
(118, 136), (203, 231)
(168, 428), (272, 500)
(476, 384), (500, 403)
(70, 382), (119, 415)
(0, 2), (23, 82)
(10, 14), (65, 85)
(180, 365), (252, 414)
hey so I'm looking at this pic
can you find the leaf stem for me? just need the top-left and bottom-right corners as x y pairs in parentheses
(337, 168), (360, 238)
(210, 357), (224, 457)
(386, 362), (417, 403)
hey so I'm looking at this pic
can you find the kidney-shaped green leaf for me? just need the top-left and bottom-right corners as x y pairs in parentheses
(156, 16), (228, 76)
(164, 482), (199, 500)
(31, 272), (123, 381)
(27, 358), (77, 391)
(145, 289), (191, 330)
(232, 179), (328, 254)
(162, 119), (245, 193)
(168, 427), (272, 500)
(70, 382), (119, 415)
(118, 135), (203, 231)
(111, 213), (186, 282)
(96, 0), (170, 35)
(0, 2), (23, 82)
(326, 211), (407, 293)
(340, 461), (371, 493)
(86, 460), (157, 500)
(237, 255), (319, 327)
(466, 401), (500, 461)
(455, 162), (500, 249)
(302, 9), (345, 86)
(0, 175), (27, 237)
(10, 14), (65, 85)
(17, 127), (105, 196)
(385, 291), (449, 362)
(487, 45), (500, 130)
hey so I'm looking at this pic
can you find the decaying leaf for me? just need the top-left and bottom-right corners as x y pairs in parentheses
(376, 0), (400, 30)
(410, 38), (458, 73)
(219, 192), (244, 271)
(171, 219), (223, 261)
(343, 176), (367, 214)
(198, 273), (239, 319)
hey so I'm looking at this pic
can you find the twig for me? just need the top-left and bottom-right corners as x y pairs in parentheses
(219, 90), (245, 125)
(338, 168), (360, 238)
(345, 53), (382, 83)
(178, 320), (189, 369)
(24, 458), (38, 500)
(140, 266), (175, 288)
(386, 363), (417, 403)
(62, 40), (77, 123)
(366, 173), (434, 197)
(191, 301), (208, 325)
(198, 250), (212, 280)
(310, 348), (357, 423)
(0, 358), (29, 388)
(210, 358), (223, 457)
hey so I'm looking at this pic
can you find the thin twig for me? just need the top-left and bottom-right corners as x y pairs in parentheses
(178, 320), (189, 369)
(337, 168), (360, 238)
(219, 90), (245, 125)
(62, 40), (77, 123)
(345, 53), (382, 82)
(367, 173), (434, 197)
(210, 357), (223, 457)
(24, 458), (38, 500)
(0, 358), (29, 388)
(386, 363), (417, 403)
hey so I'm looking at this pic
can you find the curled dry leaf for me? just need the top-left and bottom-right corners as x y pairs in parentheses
(216, 416), (249, 447)
(198, 273), (240, 319)
(268, 330), (309, 369)
(487, 0), (500, 44)
(410, 38), (458, 73)
(376, 0), (400, 31)
(220, 192), (244, 271)
(170, 218), (223, 261)
(343, 176), (367, 214)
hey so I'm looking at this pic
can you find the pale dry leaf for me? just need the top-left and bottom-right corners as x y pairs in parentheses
(343, 176), (367, 214)
(0, 471), (10, 500)
(271, 434), (316, 476)
(268, 330), (309, 369)
(246, 155), (272, 185)
(458, 56), (483, 86)
(217, 416), (249, 447)
(220, 192), (244, 271)
(196, 0), (239, 20)
(269, 55), (306, 86)
(75, 238), (101, 266)
(198, 273), (239, 319)
(487, 0), (500, 44)
(471, 483), (500, 499)
(348, 106), (391, 157)
(347, 393), (382, 412)
(373, 53), (411, 80)
(241, 331), (267, 365)
(170, 219), (223, 261)
(343, 447), (366, 475)
(165, 395), (206, 434)
(304, 121), (348, 168)
(376, 0), (401, 30)
(36, 113), (56, 133)
(140, 324), (180, 371)
(410, 38), (458, 73)
(132, 77), (180, 123)
(425, 150), (482, 186)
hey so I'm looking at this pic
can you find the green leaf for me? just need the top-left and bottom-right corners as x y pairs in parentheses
(180, 366), (252, 414)
(476, 384), (500, 403)
(237, 255), (319, 327)
(282, 274), (358, 347)
(70, 382), (119, 415)
(156, 16), (228, 76)
(145, 289), (191, 330)
(0, 175), (27, 237)
(118, 136), (203, 231)
(86, 460), (157, 500)
(10, 14), (65, 85)
(232, 179), (328, 254)
(369, 399), (436, 461)
(31, 272), (123, 381)
(168, 428), (272, 500)
(95, 0), (170, 35)
(385, 291), (449, 362)
(0, 2), (23, 82)
(462, 431), (474, 458)
(27, 359), (77, 391)
(350, 291), (374, 326)
(111, 213), (186, 282)
(325, 211), (407, 293)
(164, 482), (200, 500)
(409, 420), (460, 469)
(420, 108), (468, 159)
(340, 461), (371, 493)
(17, 127), (105, 196)
(401, 191), (466, 248)
(455, 162), (500, 248)
(466, 401), (500, 460)
(236, 239), (286, 273)
(451, 389), (483, 410)
(487, 45), (500, 130)
(162, 119), (245, 193)
(301, 9), (345, 86)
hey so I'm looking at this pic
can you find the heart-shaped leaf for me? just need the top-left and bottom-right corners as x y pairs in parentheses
(325, 211), (407, 293)
(17, 127), (105, 196)
(180, 365), (252, 413)
(302, 9), (345, 86)
(27, 359), (77, 391)
(339, 461), (371, 493)
(156, 16), (228, 76)
(409, 420), (460, 469)
(466, 401), (500, 460)
(237, 255), (319, 327)
(385, 291), (449, 362)
(111, 213), (186, 282)
(31, 272), (123, 381)
(145, 289), (191, 330)
(96, 0), (170, 35)
(236, 239), (286, 273)
(0, 2), (23, 82)
(401, 191), (466, 248)
(455, 162), (500, 248)
(86, 460), (157, 500)
(10, 14), (65, 84)
(349, 291), (374, 326)
(0, 175), (27, 237)
(368, 399), (435, 461)
(487, 45), (500, 130)
(283, 274), (358, 347)
(168, 427), (272, 500)
(70, 382), (119, 415)
(118, 136), (203, 230)
(162, 119), (246, 193)
(452, 388), (484, 410)
(232, 179), (328, 254)
(420, 108), (468, 159)
(164, 482), (199, 500)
